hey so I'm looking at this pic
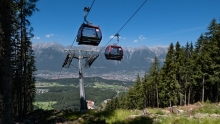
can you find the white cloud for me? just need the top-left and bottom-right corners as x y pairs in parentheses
(139, 35), (146, 41)
(109, 35), (121, 39)
(109, 35), (115, 39)
(46, 34), (54, 38)
(33, 36), (40, 40)
(122, 37), (126, 40)
(134, 40), (138, 43)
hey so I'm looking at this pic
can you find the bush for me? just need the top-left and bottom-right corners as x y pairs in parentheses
(155, 109), (164, 115)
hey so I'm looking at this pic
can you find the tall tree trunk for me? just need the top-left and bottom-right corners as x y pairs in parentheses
(19, 0), (25, 120)
(169, 100), (171, 107)
(185, 77), (187, 106)
(216, 83), (218, 102)
(153, 88), (155, 108)
(143, 88), (147, 108)
(22, 29), (27, 119)
(0, 0), (13, 123)
(188, 87), (191, 105)
(19, 76), (23, 120)
(184, 89), (186, 106)
(202, 75), (205, 103)
(2, 55), (12, 123)
(156, 83), (159, 108)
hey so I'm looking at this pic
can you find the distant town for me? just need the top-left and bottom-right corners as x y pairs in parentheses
(35, 70), (146, 81)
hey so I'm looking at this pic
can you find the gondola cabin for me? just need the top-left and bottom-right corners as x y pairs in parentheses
(76, 23), (102, 46)
(105, 45), (123, 60)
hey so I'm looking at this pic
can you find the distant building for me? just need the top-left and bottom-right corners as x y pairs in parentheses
(103, 99), (111, 104)
(87, 100), (97, 109)
(36, 89), (49, 94)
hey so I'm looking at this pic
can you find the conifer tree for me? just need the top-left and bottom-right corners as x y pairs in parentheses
(142, 73), (147, 107)
(174, 41), (184, 105)
(160, 43), (179, 107)
(0, 0), (38, 122)
(133, 74), (144, 109)
(148, 56), (160, 107)
(180, 42), (193, 105)
(13, 0), (38, 119)
(0, 0), (14, 123)
(194, 34), (210, 103)
(205, 19), (220, 102)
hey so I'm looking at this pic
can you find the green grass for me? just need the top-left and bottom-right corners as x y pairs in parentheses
(36, 82), (66, 87)
(33, 101), (57, 110)
(193, 103), (220, 114)
(104, 109), (140, 123)
(156, 116), (220, 124)
(93, 82), (124, 90)
(65, 109), (153, 124)
(37, 103), (220, 124)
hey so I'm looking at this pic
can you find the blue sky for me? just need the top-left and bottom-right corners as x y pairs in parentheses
(30, 0), (220, 47)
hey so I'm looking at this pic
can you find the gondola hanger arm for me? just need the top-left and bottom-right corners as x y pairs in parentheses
(115, 33), (120, 44)
(84, 7), (90, 23)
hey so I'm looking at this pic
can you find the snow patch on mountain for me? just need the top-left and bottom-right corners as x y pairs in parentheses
(149, 46), (168, 57)
(33, 42), (66, 53)
(134, 45), (150, 52)
(123, 46), (134, 60)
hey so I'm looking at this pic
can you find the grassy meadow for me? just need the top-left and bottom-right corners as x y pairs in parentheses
(33, 101), (57, 110)
(30, 103), (220, 124)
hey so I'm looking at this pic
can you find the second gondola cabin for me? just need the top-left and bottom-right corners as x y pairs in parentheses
(76, 23), (102, 46)
(105, 45), (123, 61)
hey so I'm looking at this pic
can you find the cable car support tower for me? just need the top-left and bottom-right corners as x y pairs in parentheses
(62, 49), (99, 112)
(61, 0), (147, 112)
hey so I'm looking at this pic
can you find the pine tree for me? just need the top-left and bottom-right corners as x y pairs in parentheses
(148, 56), (160, 107)
(179, 42), (194, 105)
(174, 41), (184, 106)
(133, 74), (144, 109)
(12, 0), (38, 119)
(125, 86), (137, 109)
(205, 19), (220, 102)
(0, 0), (38, 121)
(0, 0), (14, 123)
(160, 43), (178, 107)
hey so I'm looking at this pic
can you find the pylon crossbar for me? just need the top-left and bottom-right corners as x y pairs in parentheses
(62, 53), (75, 68)
(67, 49), (99, 59)
(85, 54), (99, 68)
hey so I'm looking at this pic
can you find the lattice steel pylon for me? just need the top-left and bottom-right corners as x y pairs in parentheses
(62, 49), (99, 112)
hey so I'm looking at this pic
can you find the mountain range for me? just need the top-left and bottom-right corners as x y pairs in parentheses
(33, 42), (168, 81)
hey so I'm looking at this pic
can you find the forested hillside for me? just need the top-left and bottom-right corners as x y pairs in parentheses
(35, 87), (117, 110)
(34, 77), (133, 110)
(106, 18), (220, 110)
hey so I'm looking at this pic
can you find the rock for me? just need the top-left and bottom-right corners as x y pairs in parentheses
(210, 114), (220, 118)
(188, 108), (193, 117)
(78, 117), (84, 122)
(172, 106), (179, 114)
(162, 110), (170, 115)
(195, 102), (203, 107)
(168, 107), (172, 113)
(142, 108), (148, 115)
(128, 115), (141, 119)
(177, 109), (184, 113)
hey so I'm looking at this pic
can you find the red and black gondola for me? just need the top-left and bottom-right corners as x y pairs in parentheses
(105, 45), (123, 61)
(76, 23), (102, 46)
